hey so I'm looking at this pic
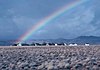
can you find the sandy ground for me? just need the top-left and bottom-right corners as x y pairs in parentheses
(0, 46), (100, 70)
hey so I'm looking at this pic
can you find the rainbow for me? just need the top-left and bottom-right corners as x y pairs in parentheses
(17, 0), (87, 43)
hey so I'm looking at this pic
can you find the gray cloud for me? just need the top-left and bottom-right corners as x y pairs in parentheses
(32, 3), (96, 39)
(0, 0), (100, 40)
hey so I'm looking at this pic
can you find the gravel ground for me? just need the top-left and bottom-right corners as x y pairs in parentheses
(0, 46), (100, 70)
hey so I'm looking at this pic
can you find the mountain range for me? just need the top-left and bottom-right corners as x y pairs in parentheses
(0, 36), (100, 46)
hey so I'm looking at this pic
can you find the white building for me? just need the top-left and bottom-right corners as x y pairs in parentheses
(55, 44), (58, 46)
(74, 43), (78, 46)
(17, 43), (22, 46)
(64, 43), (67, 46)
(85, 43), (90, 46)
(46, 43), (49, 46)
(69, 43), (78, 46)
(69, 44), (74, 46)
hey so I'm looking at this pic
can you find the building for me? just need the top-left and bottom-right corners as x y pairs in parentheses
(17, 43), (22, 46)
(85, 43), (90, 46)
(69, 43), (78, 46)
(55, 44), (58, 46)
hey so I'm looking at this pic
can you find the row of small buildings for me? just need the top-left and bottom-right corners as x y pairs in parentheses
(12, 42), (90, 46)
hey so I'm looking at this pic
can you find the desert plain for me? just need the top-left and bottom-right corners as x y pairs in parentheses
(0, 46), (100, 70)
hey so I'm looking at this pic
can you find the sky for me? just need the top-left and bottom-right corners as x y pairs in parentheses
(0, 0), (100, 40)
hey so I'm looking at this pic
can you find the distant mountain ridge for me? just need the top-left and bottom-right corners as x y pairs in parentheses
(0, 36), (100, 46)
(75, 36), (100, 40)
(45, 36), (100, 45)
(70, 36), (100, 45)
